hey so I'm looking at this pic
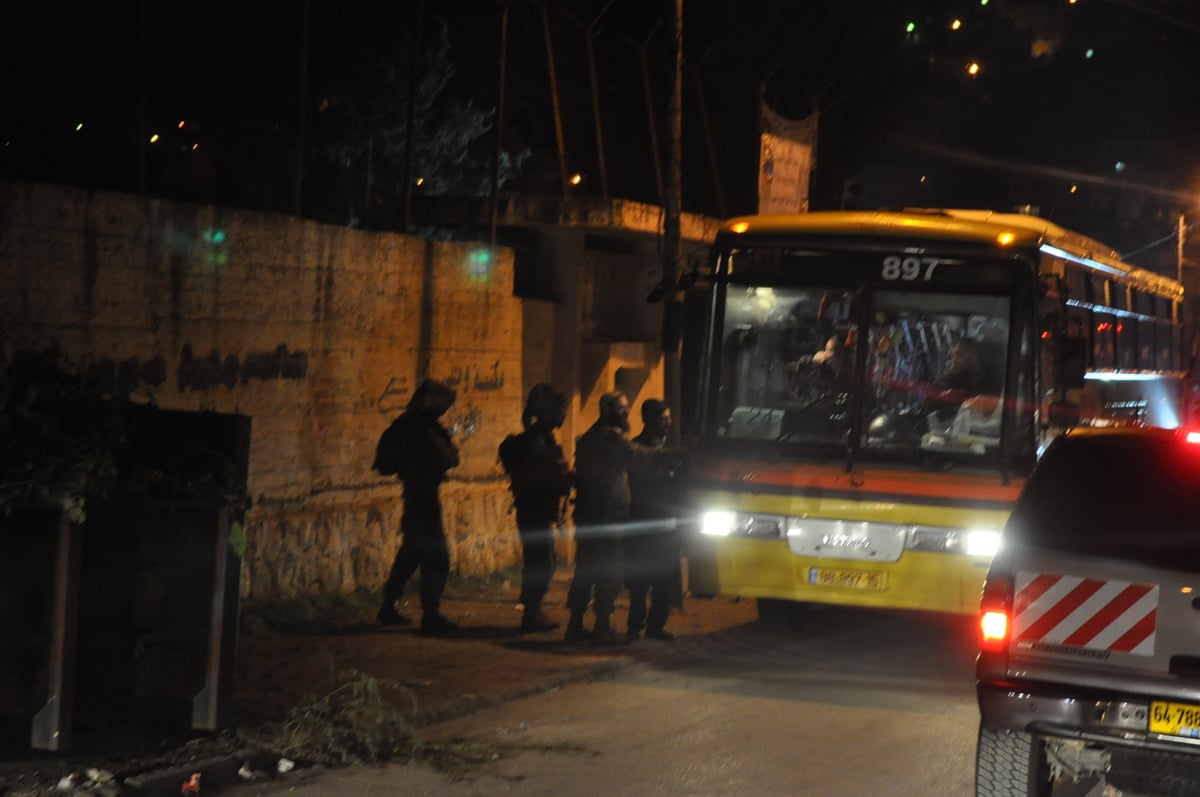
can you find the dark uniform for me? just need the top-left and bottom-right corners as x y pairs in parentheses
(626, 417), (683, 640)
(499, 414), (572, 632)
(567, 392), (682, 644)
(374, 379), (460, 634)
(567, 415), (635, 642)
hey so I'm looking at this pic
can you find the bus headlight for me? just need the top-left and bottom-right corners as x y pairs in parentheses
(701, 511), (737, 537)
(965, 529), (1002, 557)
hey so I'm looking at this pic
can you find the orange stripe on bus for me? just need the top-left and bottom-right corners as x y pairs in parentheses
(692, 461), (1024, 504)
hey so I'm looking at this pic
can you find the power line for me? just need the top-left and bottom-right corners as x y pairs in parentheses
(1121, 227), (1186, 260)
(907, 141), (1200, 205)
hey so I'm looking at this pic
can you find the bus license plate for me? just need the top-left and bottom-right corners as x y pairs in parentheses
(808, 567), (886, 591)
(1150, 701), (1200, 738)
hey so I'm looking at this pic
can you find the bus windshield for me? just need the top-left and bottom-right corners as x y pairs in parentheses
(715, 281), (1014, 462)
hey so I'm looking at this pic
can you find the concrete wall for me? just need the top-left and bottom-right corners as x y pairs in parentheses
(0, 182), (524, 601)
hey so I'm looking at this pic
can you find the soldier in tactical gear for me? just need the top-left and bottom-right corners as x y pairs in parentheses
(373, 378), (461, 635)
(499, 384), (573, 633)
(625, 399), (685, 641)
(566, 392), (683, 645)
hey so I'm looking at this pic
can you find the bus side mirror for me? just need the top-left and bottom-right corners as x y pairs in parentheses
(1062, 338), (1086, 389)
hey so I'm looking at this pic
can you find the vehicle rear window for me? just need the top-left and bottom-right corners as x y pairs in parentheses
(1006, 433), (1200, 568)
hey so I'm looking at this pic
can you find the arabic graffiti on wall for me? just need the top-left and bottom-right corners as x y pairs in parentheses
(85, 355), (168, 395)
(376, 376), (410, 417)
(442, 361), (506, 392)
(177, 344), (308, 391)
(446, 403), (483, 442)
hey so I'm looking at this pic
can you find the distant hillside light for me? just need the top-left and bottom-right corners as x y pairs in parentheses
(1070, 184), (1078, 194)
(570, 173), (583, 186)
(75, 123), (83, 132)
(1085, 49), (1095, 59)
(149, 133), (160, 143)
(951, 19), (962, 30)
(1115, 161), (1126, 173)
(906, 21), (916, 33)
(967, 61), (981, 76)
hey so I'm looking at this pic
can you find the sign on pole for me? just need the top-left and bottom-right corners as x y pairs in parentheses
(758, 102), (817, 215)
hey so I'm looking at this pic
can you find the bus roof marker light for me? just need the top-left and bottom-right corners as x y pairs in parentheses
(731, 222), (750, 234)
(997, 232), (1015, 246)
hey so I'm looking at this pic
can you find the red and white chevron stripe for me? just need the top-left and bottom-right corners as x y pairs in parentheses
(1014, 572), (1158, 656)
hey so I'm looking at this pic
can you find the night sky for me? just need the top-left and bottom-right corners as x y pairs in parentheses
(4, 0), (1199, 274)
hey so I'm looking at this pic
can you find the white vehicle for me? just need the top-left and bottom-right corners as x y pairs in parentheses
(976, 426), (1200, 796)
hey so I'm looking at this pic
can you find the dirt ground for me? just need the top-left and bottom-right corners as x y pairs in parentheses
(0, 569), (759, 796)
(235, 570), (760, 728)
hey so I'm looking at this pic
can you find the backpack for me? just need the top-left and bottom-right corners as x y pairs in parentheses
(373, 418), (411, 476)
(499, 430), (571, 496)
(498, 432), (535, 488)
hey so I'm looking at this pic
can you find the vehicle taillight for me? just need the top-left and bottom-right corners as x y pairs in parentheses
(1184, 430), (1200, 445)
(978, 574), (1014, 654)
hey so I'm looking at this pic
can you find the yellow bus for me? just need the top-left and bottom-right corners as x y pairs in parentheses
(682, 209), (1186, 619)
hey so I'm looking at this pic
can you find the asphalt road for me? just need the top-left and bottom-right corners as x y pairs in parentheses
(222, 604), (987, 796)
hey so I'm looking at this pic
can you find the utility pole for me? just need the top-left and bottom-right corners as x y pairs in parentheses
(661, 0), (683, 445)
(538, 1), (570, 198)
(402, 0), (423, 234)
(1179, 213), (1186, 286)
(489, 1), (509, 245)
(137, 0), (147, 196)
(293, 0), (309, 217)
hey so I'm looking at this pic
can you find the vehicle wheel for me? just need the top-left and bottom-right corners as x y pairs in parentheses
(755, 598), (808, 630)
(974, 726), (1053, 797)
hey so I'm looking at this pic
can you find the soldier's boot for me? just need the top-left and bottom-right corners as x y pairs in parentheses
(521, 604), (559, 634)
(376, 596), (412, 626)
(591, 614), (625, 646)
(563, 613), (591, 643)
